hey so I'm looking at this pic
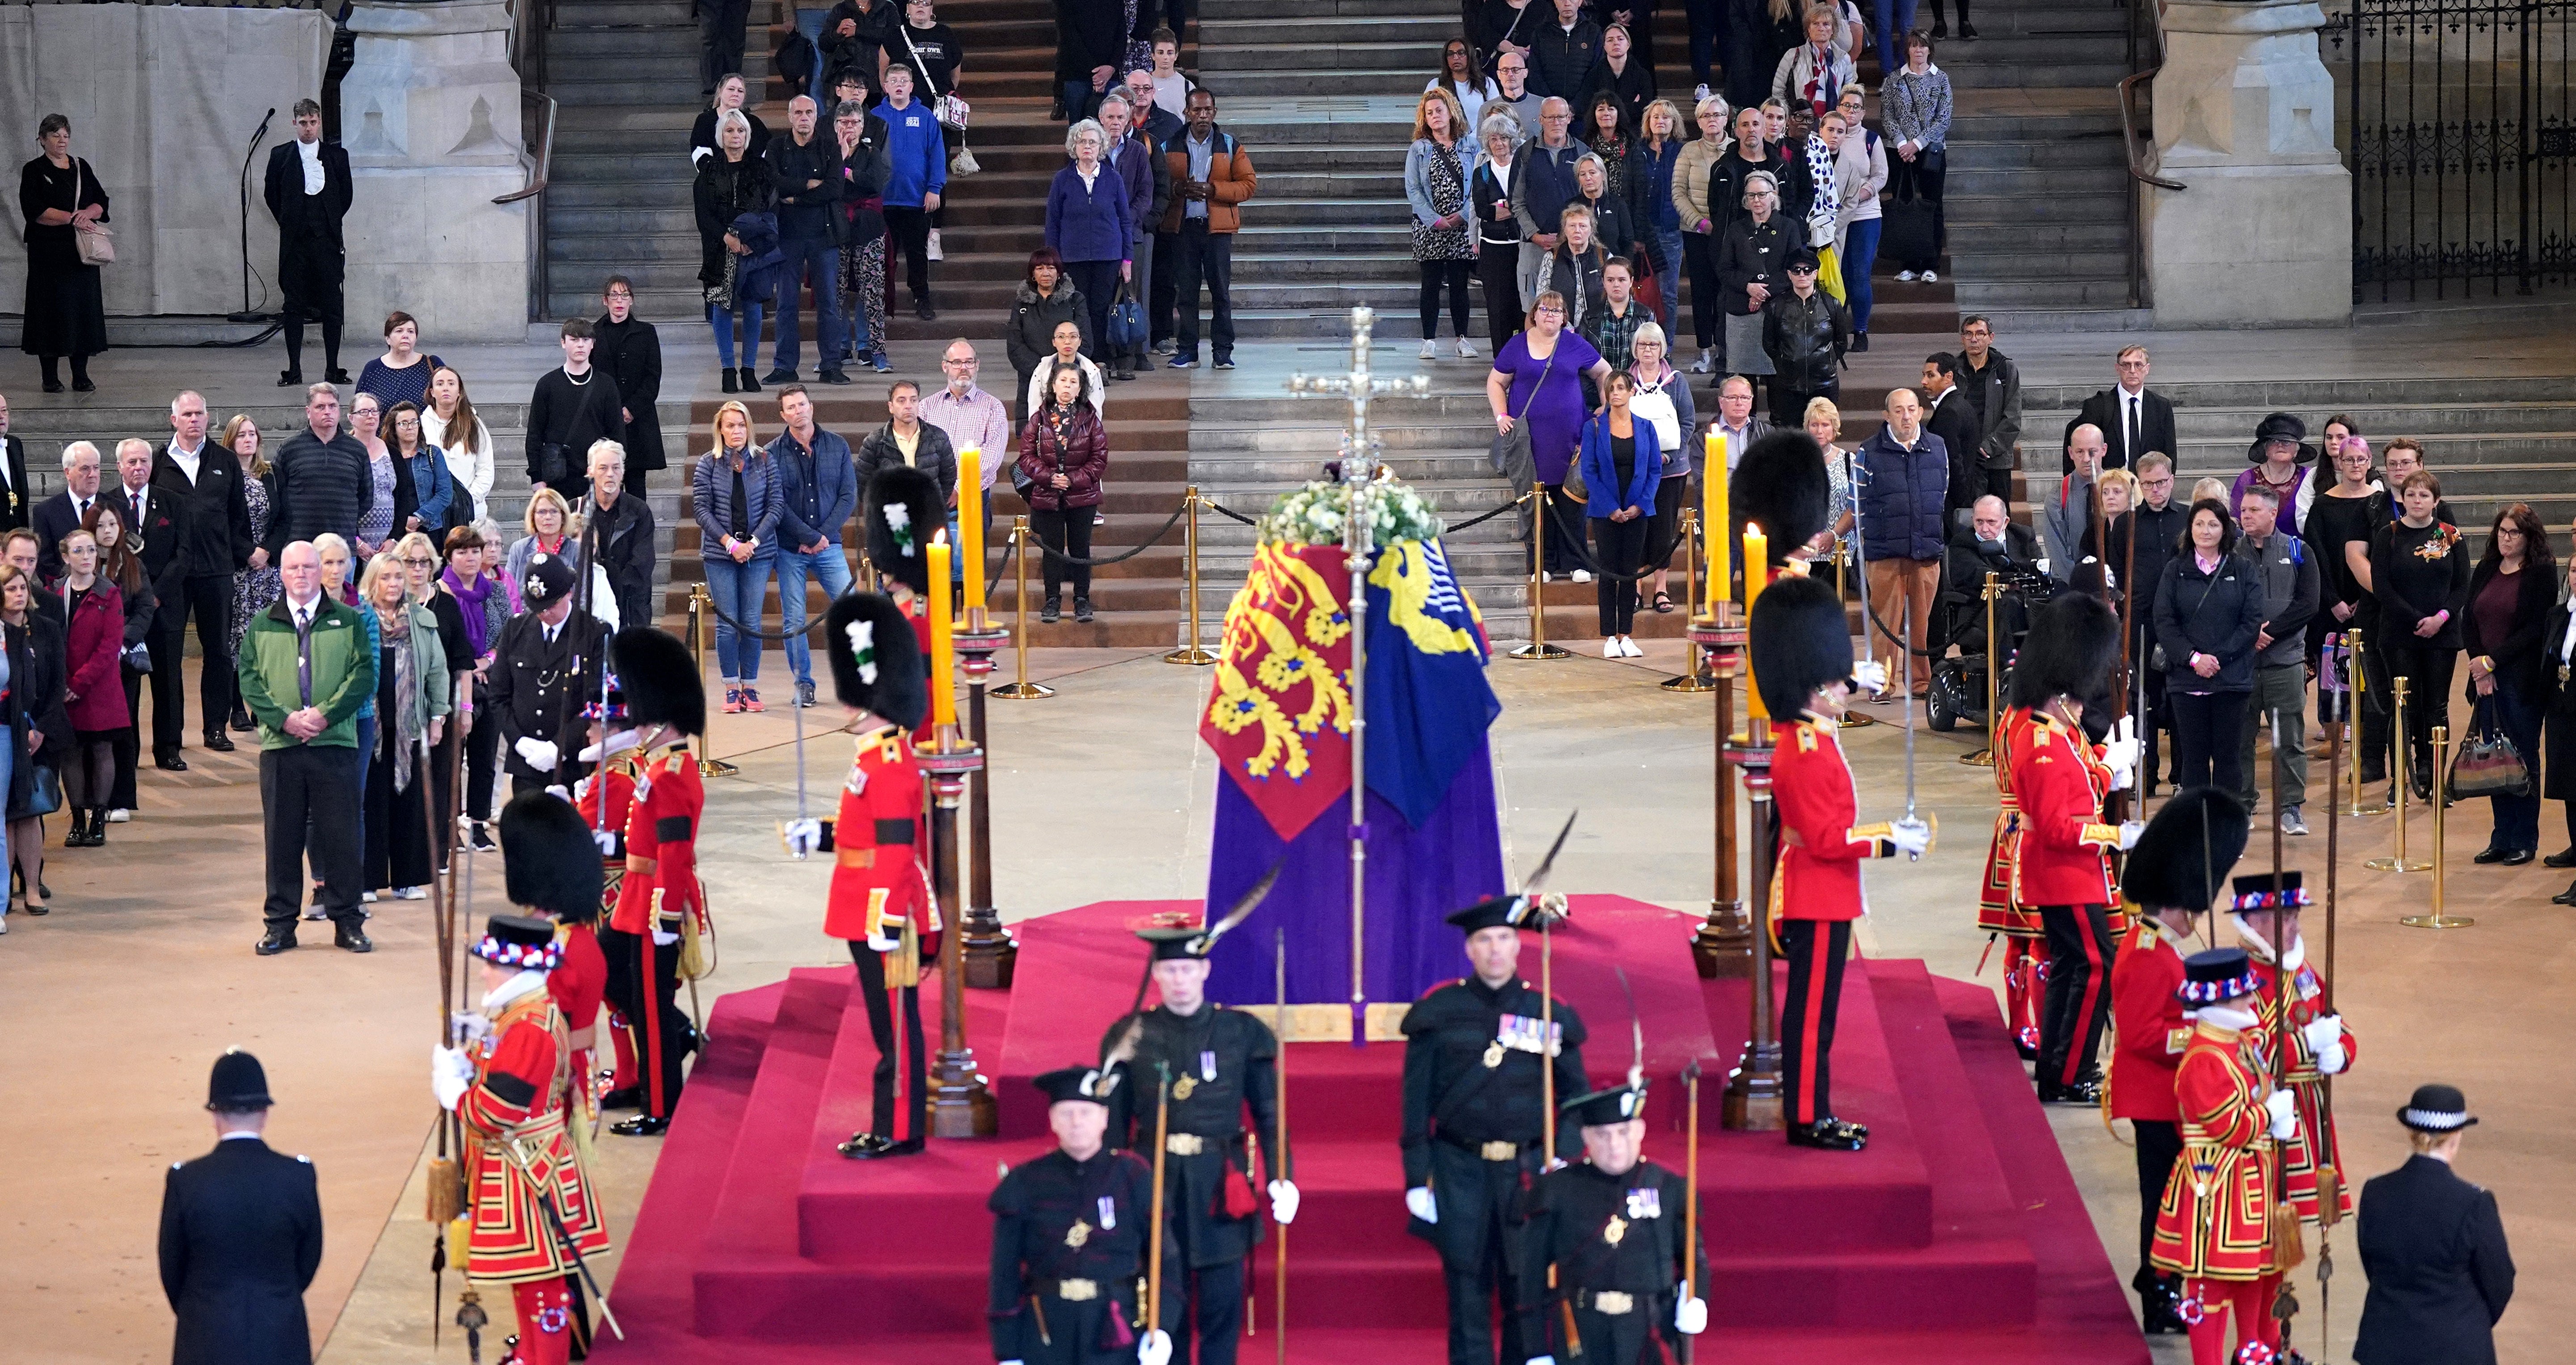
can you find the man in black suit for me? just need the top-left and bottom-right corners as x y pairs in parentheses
(0, 392), (31, 531)
(263, 98), (354, 388)
(1921, 352), (1983, 531)
(2063, 344), (2175, 474)
(157, 1049), (324, 1365)
(2356, 1084), (2515, 1365)
(156, 390), (256, 755)
(1935, 494), (2042, 660)
(105, 437), (193, 770)
(32, 438), (104, 584)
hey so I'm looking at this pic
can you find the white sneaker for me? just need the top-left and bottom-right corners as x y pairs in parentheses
(1419, 339), (1438, 359)
(1571, 569), (1592, 583)
(1896, 269), (1919, 282)
(394, 885), (430, 901)
(361, 891), (379, 903)
(106, 809), (131, 823)
(1692, 347), (1714, 374)
(1621, 636), (1644, 657)
(1455, 337), (1478, 359)
(1694, 83), (1714, 104)
(1604, 639), (1622, 658)
(1921, 269), (1940, 283)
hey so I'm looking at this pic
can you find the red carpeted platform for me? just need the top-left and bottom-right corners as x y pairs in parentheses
(588, 897), (2149, 1363)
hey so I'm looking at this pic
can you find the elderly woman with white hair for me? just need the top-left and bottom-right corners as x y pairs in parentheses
(1716, 169), (1806, 386)
(1671, 93), (1732, 373)
(694, 106), (775, 393)
(1043, 116), (1134, 377)
(1626, 320), (1698, 615)
(1470, 110), (1528, 354)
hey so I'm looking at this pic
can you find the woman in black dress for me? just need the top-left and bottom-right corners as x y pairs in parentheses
(18, 114), (109, 393)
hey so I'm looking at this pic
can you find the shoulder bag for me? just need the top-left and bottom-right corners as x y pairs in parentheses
(73, 160), (113, 266)
(1486, 342), (1555, 496)
(1106, 280), (1147, 351)
(2449, 694), (2534, 797)
(896, 24), (978, 176)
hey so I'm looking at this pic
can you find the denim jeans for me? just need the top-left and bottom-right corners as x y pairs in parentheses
(1839, 217), (1881, 333)
(1647, 225), (1684, 332)
(709, 299), (767, 369)
(772, 233), (844, 373)
(1873, 0), (1922, 73)
(775, 543), (854, 686)
(702, 549), (776, 681)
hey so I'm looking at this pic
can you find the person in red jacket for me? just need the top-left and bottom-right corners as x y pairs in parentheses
(501, 791), (609, 1168)
(55, 525), (130, 847)
(575, 691), (645, 1109)
(602, 626), (706, 1138)
(1750, 573), (1927, 1151)
(1015, 359), (1110, 623)
(2109, 787), (2249, 1336)
(2005, 593), (2143, 1104)
(1978, 701), (2043, 1058)
(2228, 872), (2356, 1228)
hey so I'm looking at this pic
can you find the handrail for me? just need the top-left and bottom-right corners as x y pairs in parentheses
(2118, 68), (2182, 310)
(494, 88), (556, 206)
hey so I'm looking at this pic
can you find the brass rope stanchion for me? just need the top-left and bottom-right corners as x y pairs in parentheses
(1509, 487), (1570, 661)
(1661, 507), (1717, 693)
(2346, 627), (2390, 816)
(1165, 487), (1216, 665)
(2401, 723), (2472, 928)
(2365, 675), (2427, 871)
(686, 581), (739, 777)
(1958, 570), (1999, 766)
(992, 517), (1055, 700)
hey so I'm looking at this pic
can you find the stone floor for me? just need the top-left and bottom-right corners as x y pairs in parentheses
(1, 641), (2566, 1365)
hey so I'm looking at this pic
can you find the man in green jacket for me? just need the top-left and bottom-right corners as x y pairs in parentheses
(237, 541), (376, 956)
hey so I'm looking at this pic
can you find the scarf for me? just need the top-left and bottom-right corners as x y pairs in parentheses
(1804, 134), (1841, 241)
(381, 606), (423, 792)
(1802, 43), (1840, 117)
(444, 566), (496, 657)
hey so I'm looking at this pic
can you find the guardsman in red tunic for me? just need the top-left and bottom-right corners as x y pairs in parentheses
(602, 626), (706, 1138)
(2110, 788), (2250, 1336)
(866, 463), (945, 746)
(1980, 702), (2045, 1058)
(2005, 593), (2143, 1104)
(433, 914), (613, 1365)
(575, 697), (645, 1111)
(2228, 872), (2356, 1227)
(2151, 948), (2299, 1365)
(1752, 574), (1929, 1152)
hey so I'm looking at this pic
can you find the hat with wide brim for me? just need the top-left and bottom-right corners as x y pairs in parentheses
(2248, 411), (2317, 465)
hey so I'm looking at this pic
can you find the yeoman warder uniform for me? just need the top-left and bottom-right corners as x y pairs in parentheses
(157, 1049), (324, 1365)
(2229, 872), (2356, 1226)
(988, 1066), (1157, 1365)
(502, 790), (612, 1210)
(601, 626), (707, 1137)
(1517, 1084), (1710, 1365)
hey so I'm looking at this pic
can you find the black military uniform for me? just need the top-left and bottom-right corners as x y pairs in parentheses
(1098, 925), (1288, 1365)
(1519, 1085), (1709, 1365)
(490, 553), (612, 795)
(1402, 895), (1590, 1365)
(990, 1066), (1158, 1365)
(157, 1049), (324, 1365)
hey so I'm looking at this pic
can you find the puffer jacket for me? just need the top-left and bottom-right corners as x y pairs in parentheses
(2152, 549), (2267, 694)
(694, 153), (775, 288)
(1672, 134), (1727, 235)
(1016, 404), (1109, 512)
(1854, 423), (1948, 563)
(1762, 286), (1849, 393)
(1005, 280), (1092, 388)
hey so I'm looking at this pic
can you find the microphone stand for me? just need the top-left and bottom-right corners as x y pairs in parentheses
(230, 109), (277, 323)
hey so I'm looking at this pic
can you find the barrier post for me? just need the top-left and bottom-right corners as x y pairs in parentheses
(686, 582), (739, 777)
(2400, 724), (2472, 927)
(2365, 676), (2428, 871)
(954, 585), (1017, 986)
(1166, 487), (1216, 665)
(1661, 507), (1717, 694)
(1509, 488), (1570, 661)
(992, 517), (1056, 700)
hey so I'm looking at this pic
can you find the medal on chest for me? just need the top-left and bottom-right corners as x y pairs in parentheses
(1603, 1214), (1628, 1247)
(1065, 1219), (1091, 1249)
(1097, 1195), (1117, 1231)
(1624, 1187), (1662, 1220)
(1171, 1049), (1218, 1101)
(1495, 1013), (1559, 1059)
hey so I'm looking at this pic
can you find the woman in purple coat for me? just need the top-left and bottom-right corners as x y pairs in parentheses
(1486, 288), (1613, 580)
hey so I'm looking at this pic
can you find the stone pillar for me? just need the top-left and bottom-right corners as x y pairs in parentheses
(2142, 0), (2352, 327)
(338, 0), (531, 342)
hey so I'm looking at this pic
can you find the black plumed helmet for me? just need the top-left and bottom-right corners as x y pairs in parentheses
(1730, 430), (1832, 564)
(866, 464), (946, 594)
(2121, 787), (2249, 914)
(501, 791), (605, 923)
(1748, 574), (1851, 716)
(825, 591), (929, 729)
(613, 626), (705, 736)
(2006, 591), (2120, 709)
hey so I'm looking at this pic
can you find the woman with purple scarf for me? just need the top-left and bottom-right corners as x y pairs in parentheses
(435, 524), (518, 851)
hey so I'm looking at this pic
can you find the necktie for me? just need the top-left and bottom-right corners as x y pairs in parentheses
(2127, 395), (2141, 465)
(294, 606), (314, 707)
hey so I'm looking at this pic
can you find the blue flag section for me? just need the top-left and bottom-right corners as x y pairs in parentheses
(1362, 539), (1499, 827)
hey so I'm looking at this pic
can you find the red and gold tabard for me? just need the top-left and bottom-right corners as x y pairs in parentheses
(1977, 706), (2043, 937)
(458, 988), (612, 1283)
(609, 745), (705, 939)
(547, 923), (608, 1112)
(2107, 918), (2193, 1124)
(2009, 712), (2118, 908)
(1770, 713), (1904, 930)
(2149, 1019), (2283, 1282)
(822, 724), (937, 945)
(582, 754), (639, 918)
(2247, 948), (2356, 1222)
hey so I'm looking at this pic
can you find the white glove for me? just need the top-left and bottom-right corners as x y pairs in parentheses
(1405, 1185), (1439, 1224)
(2101, 718), (2141, 791)
(572, 775), (593, 801)
(2265, 1089), (2299, 1140)
(514, 737), (559, 772)
(783, 817), (823, 860)
(1674, 1289), (1707, 1335)
(2116, 820), (2146, 851)
(867, 926), (903, 953)
(2301, 1014), (2344, 1054)
(1526, 1357), (1560, 1365)
(1889, 818), (1931, 858)
(449, 1011), (492, 1045)
(1850, 658), (1888, 695)
(592, 828), (620, 856)
(431, 1045), (475, 1111)
(2315, 1041), (2348, 1076)
(1137, 1329), (1172, 1365)
(652, 928), (682, 947)
(1269, 1179), (1300, 1225)
(544, 784), (571, 802)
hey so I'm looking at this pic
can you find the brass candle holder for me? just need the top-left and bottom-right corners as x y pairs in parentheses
(921, 729), (998, 1137)
(953, 611), (1017, 989)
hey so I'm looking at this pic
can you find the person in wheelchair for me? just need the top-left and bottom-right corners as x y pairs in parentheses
(1928, 495), (2050, 731)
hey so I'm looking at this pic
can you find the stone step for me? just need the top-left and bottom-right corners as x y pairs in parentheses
(1954, 276), (2137, 307)
(556, 0), (696, 24)
(1971, 305), (2154, 333)
(1947, 62), (2130, 88)
(1946, 139), (2132, 171)
(1199, 15), (1463, 46)
(1945, 164), (2130, 197)
(1945, 191), (2127, 223)
(1947, 250), (2129, 279)
(1197, 39), (1450, 74)
(1193, 67), (1448, 98)
(546, 25), (701, 58)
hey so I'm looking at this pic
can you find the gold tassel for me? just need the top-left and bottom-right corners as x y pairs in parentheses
(444, 1213), (473, 1272)
(427, 1155), (464, 1224)
(2270, 1200), (2307, 1272)
(2315, 1165), (2346, 1229)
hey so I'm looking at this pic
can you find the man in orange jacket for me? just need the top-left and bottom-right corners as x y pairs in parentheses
(1161, 88), (1257, 371)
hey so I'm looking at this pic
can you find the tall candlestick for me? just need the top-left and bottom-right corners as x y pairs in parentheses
(1705, 431), (1728, 614)
(929, 539), (958, 733)
(959, 447), (986, 614)
(1741, 524), (1768, 719)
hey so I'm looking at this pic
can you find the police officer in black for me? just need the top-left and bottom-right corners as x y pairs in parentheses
(989, 1065), (1158, 1365)
(1518, 1083), (1709, 1365)
(489, 552), (612, 798)
(2355, 1084), (2517, 1365)
(1098, 924), (1298, 1365)
(1402, 895), (1591, 1365)
(157, 1049), (324, 1365)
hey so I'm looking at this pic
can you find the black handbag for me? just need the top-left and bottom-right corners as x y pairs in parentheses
(20, 763), (60, 817)
(1879, 168), (1937, 266)
(2449, 695), (2534, 798)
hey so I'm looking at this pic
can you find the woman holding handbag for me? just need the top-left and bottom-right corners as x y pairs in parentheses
(0, 563), (69, 923)
(53, 529), (126, 849)
(2460, 503), (2555, 864)
(17, 114), (108, 394)
(1487, 289), (1612, 582)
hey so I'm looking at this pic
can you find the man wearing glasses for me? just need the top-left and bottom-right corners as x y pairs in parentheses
(1512, 97), (1587, 311)
(1488, 53), (1543, 145)
(920, 340), (1009, 549)
(2120, 453), (2187, 796)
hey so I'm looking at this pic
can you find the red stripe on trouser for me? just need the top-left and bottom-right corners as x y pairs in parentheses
(1798, 926), (1830, 1124)
(2062, 908), (2106, 1087)
(509, 1277), (577, 1365)
(608, 1008), (637, 1091)
(639, 934), (668, 1118)
(890, 986), (913, 1143)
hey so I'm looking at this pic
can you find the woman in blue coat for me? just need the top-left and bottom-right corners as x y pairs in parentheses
(1042, 118), (1134, 377)
(1577, 370), (1664, 658)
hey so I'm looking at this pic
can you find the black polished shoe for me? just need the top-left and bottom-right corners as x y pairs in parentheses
(2473, 843), (2509, 864)
(2037, 1079), (2104, 1105)
(202, 730), (236, 753)
(256, 927), (298, 956)
(229, 707), (258, 733)
(720, 367), (739, 394)
(325, 368), (354, 386)
(863, 1136), (926, 1159)
(1958, 21), (1979, 38)
(1786, 1118), (1867, 1150)
(837, 1131), (893, 1159)
(278, 370), (304, 388)
(819, 368), (853, 385)
(2546, 847), (2576, 868)
(610, 1114), (672, 1137)
(598, 1087), (643, 1111)
(155, 750), (189, 772)
(739, 367), (760, 393)
(41, 378), (63, 394)
(762, 368), (798, 385)
(2501, 848), (2535, 866)
(335, 924), (374, 953)
(2553, 881), (2576, 905)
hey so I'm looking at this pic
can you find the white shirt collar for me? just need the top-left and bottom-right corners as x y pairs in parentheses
(2199, 1003), (2259, 1032)
(480, 968), (552, 1015)
(220, 1130), (264, 1142)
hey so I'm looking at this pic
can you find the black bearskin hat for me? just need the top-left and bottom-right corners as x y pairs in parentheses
(501, 790), (606, 923)
(1729, 430), (1832, 564)
(866, 463), (946, 594)
(2120, 787), (2249, 915)
(1748, 574), (1851, 716)
(2006, 592), (2120, 709)
(824, 591), (929, 729)
(613, 626), (704, 736)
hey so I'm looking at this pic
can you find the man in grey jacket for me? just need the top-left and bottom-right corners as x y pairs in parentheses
(2234, 482), (2319, 833)
(1955, 315), (2021, 503)
(2039, 423), (2100, 583)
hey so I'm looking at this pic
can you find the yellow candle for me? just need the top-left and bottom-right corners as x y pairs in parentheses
(1741, 523), (1768, 719)
(1704, 430), (1728, 614)
(928, 538), (958, 731)
(958, 447), (986, 613)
